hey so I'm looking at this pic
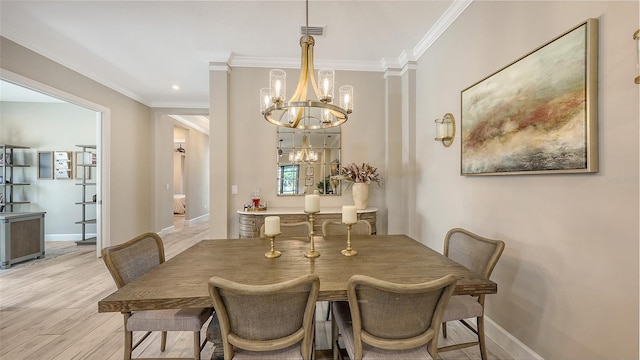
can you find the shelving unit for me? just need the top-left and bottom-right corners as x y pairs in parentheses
(75, 145), (96, 245)
(0, 145), (31, 212)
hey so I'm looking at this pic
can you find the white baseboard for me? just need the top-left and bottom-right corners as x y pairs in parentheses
(45, 233), (96, 241)
(158, 226), (175, 236)
(159, 214), (209, 236)
(187, 213), (209, 224)
(485, 316), (544, 360)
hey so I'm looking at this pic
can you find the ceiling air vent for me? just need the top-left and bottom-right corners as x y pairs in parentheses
(299, 25), (325, 36)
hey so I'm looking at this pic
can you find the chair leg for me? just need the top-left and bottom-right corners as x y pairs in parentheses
(325, 301), (332, 321)
(161, 331), (167, 351)
(124, 330), (133, 360)
(477, 316), (487, 360)
(193, 331), (201, 360)
(442, 321), (448, 338)
(331, 313), (339, 360)
(123, 313), (133, 360)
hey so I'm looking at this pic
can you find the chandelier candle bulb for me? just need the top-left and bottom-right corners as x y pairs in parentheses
(265, 216), (280, 235)
(342, 205), (357, 224)
(270, 69), (286, 103)
(305, 194), (320, 213)
(339, 85), (353, 113)
(260, 88), (271, 113)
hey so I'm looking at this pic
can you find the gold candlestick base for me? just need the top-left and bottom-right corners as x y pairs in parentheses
(304, 211), (321, 258)
(341, 223), (358, 256)
(265, 233), (282, 258)
(304, 248), (321, 258)
(341, 248), (358, 256)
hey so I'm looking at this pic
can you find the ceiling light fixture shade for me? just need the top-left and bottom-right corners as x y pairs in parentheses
(289, 134), (318, 163)
(260, 0), (353, 130)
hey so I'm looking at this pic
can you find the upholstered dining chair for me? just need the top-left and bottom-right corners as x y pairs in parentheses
(259, 221), (312, 240)
(102, 232), (213, 360)
(207, 273), (320, 360)
(438, 228), (505, 360)
(332, 274), (457, 360)
(321, 220), (372, 236)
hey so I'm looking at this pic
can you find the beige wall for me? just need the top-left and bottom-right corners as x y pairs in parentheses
(223, 67), (387, 238)
(1, 37), (155, 246)
(415, 1), (638, 358)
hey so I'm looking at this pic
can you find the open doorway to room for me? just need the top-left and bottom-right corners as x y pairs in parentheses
(166, 114), (209, 231)
(0, 75), (107, 256)
(172, 126), (187, 229)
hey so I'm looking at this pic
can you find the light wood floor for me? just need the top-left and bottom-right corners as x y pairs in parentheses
(0, 218), (512, 359)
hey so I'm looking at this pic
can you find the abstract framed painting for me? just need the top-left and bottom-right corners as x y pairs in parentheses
(461, 18), (598, 176)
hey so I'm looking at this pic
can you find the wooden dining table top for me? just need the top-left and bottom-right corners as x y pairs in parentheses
(98, 234), (497, 313)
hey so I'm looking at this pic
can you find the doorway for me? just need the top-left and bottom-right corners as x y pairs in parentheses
(0, 71), (109, 257)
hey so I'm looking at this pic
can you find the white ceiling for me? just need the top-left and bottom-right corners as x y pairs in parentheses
(0, 1), (465, 108)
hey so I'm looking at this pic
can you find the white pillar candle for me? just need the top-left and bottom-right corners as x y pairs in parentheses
(305, 194), (320, 212)
(342, 205), (357, 224)
(265, 216), (280, 235)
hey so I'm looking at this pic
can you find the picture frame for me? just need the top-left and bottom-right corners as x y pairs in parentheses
(305, 177), (314, 186)
(37, 151), (54, 179)
(54, 151), (73, 180)
(461, 18), (598, 176)
(306, 166), (314, 176)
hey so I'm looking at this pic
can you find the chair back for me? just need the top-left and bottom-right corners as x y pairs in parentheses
(347, 274), (457, 359)
(444, 228), (505, 279)
(260, 221), (312, 240)
(101, 232), (165, 289)
(208, 274), (320, 360)
(322, 220), (372, 236)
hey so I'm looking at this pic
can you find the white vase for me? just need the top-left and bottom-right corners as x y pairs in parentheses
(352, 183), (369, 210)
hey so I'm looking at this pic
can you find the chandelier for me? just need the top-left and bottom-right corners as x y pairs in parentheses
(259, 0), (353, 130)
(289, 134), (318, 163)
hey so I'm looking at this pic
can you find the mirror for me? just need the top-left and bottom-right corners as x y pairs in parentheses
(277, 127), (341, 196)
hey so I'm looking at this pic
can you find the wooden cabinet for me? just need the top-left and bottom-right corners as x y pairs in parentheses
(0, 145), (31, 212)
(75, 145), (96, 245)
(0, 212), (45, 269)
(238, 207), (377, 238)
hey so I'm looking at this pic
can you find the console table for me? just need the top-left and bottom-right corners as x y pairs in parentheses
(238, 207), (377, 238)
(0, 212), (46, 269)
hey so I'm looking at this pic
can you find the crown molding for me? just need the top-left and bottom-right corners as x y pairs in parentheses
(412, 0), (473, 60)
(229, 56), (383, 72)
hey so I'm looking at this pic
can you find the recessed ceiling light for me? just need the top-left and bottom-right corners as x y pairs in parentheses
(172, 84), (180, 90)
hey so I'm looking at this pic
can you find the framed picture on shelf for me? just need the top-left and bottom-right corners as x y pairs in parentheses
(38, 151), (53, 179)
(461, 18), (598, 176)
(54, 151), (73, 180)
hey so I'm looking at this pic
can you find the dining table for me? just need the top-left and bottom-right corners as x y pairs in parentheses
(98, 234), (497, 313)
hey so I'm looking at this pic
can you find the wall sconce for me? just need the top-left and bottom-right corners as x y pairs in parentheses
(434, 113), (456, 147)
(635, 29), (639, 84)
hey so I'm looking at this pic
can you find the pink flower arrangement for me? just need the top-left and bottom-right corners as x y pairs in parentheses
(335, 162), (382, 185)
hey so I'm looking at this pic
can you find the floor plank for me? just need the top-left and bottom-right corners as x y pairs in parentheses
(0, 217), (512, 360)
